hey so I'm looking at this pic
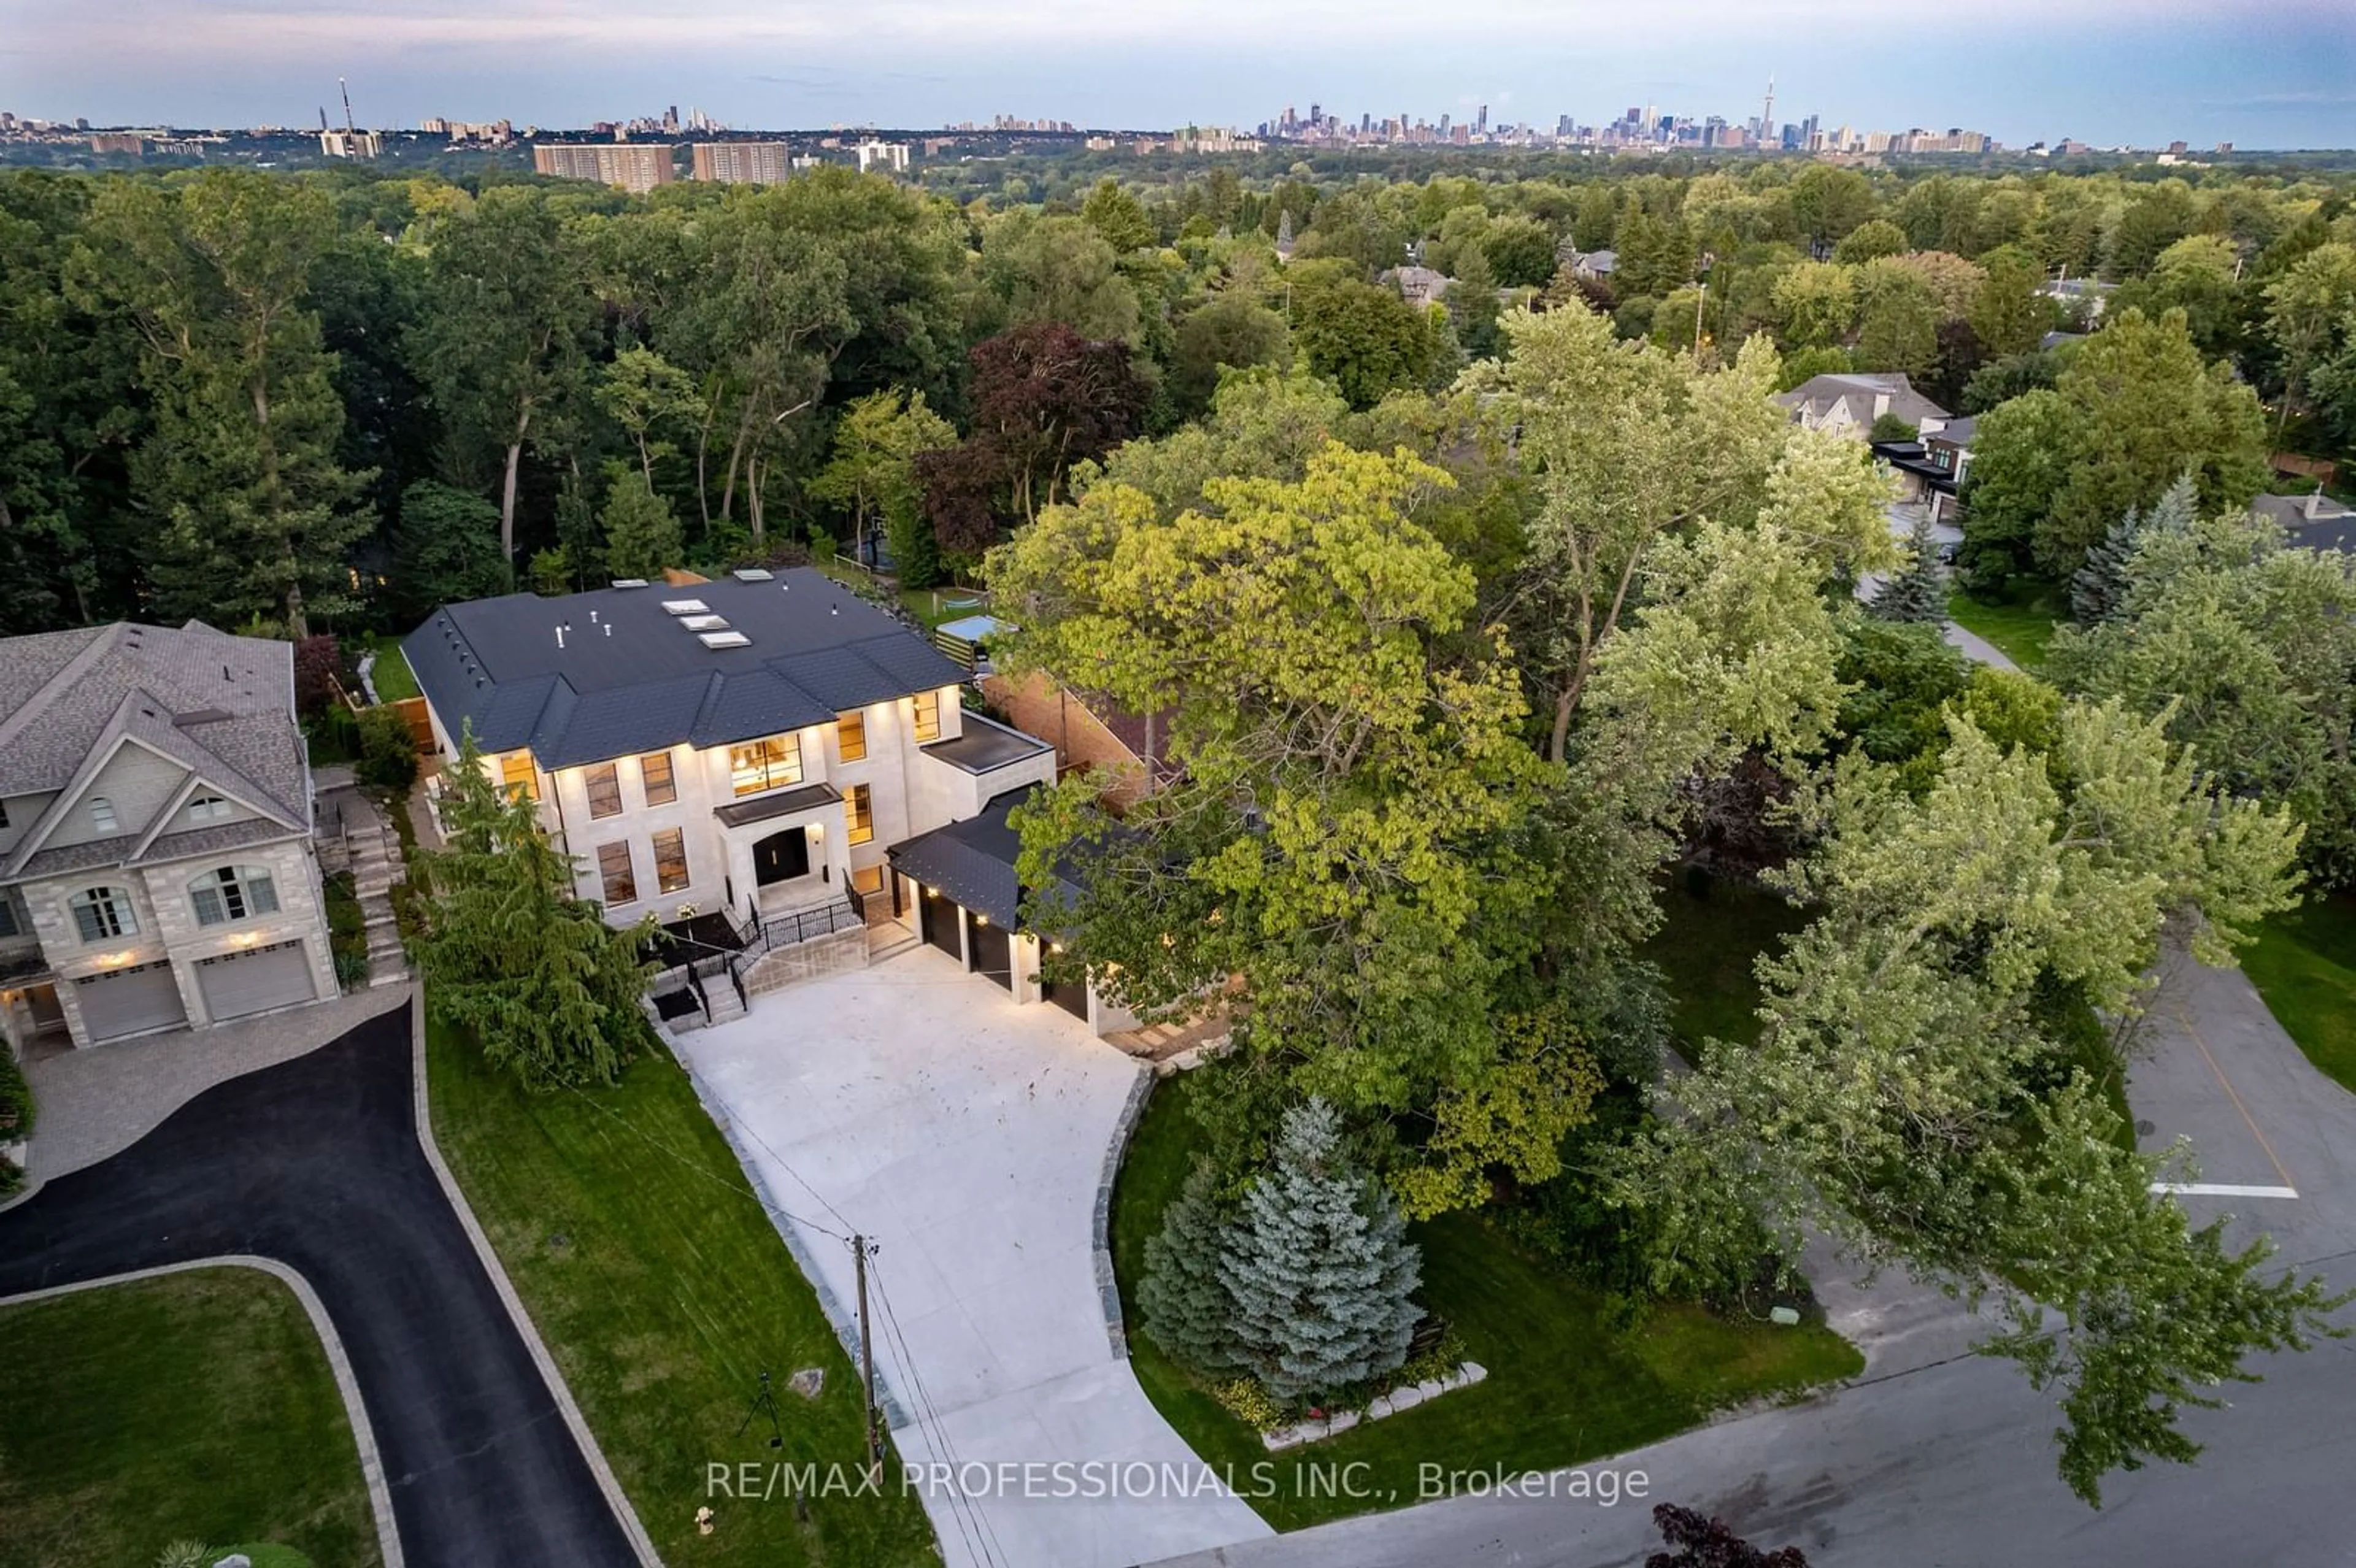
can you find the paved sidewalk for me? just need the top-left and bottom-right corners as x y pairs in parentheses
(673, 944), (1272, 1568)
(1940, 620), (2020, 672)
(20, 985), (410, 1186)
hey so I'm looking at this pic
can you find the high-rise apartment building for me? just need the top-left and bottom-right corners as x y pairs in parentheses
(533, 142), (676, 194)
(691, 142), (793, 185)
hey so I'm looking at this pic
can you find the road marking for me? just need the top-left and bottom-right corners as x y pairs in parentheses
(2174, 1002), (2300, 1193)
(2150, 1182), (2300, 1199)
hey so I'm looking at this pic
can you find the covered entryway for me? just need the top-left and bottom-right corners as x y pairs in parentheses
(196, 940), (317, 1023)
(752, 826), (811, 887)
(966, 913), (1012, 991)
(75, 961), (187, 1043)
(920, 885), (962, 960)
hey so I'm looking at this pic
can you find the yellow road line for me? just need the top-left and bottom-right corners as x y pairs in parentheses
(2177, 1003), (2298, 1193)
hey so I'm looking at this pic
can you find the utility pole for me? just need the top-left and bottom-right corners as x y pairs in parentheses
(340, 76), (358, 138)
(852, 1234), (884, 1480)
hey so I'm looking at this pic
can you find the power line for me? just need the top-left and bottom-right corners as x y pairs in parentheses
(869, 1255), (1009, 1568)
(555, 1078), (852, 1242)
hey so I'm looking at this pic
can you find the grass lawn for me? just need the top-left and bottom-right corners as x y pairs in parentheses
(358, 634), (421, 704)
(811, 556), (984, 631)
(0, 1266), (379, 1568)
(1946, 584), (2065, 671)
(1639, 873), (1810, 1052)
(2242, 891), (2356, 1094)
(424, 1020), (939, 1566)
(1110, 1075), (1863, 1532)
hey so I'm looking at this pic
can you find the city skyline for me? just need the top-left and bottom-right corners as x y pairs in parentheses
(2, 0), (2352, 149)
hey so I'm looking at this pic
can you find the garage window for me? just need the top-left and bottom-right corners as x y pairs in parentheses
(652, 828), (690, 894)
(585, 763), (623, 819)
(71, 886), (139, 942)
(598, 841), (638, 905)
(190, 864), (280, 926)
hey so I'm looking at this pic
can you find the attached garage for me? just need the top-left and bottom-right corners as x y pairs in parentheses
(1041, 970), (1089, 1022)
(966, 913), (1012, 991)
(920, 886), (963, 960)
(196, 940), (318, 1023)
(75, 961), (188, 1043)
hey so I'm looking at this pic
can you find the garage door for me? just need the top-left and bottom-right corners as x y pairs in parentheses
(1041, 970), (1089, 1021)
(966, 914), (1012, 991)
(76, 961), (188, 1042)
(197, 940), (317, 1022)
(921, 887), (962, 960)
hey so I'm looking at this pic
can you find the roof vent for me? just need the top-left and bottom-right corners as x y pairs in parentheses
(680, 614), (731, 632)
(611, 578), (650, 589)
(733, 567), (774, 582)
(698, 631), (752, 650)
(661, 598), (712, 616)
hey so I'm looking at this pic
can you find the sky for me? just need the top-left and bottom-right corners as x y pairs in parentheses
(3, 0), (2354, 148)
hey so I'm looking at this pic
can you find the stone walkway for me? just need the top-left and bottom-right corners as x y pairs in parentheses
(319, 784), (412, 989)
(12, 984), (411, 1188)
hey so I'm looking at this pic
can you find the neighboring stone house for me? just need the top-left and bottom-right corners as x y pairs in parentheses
(404, 569), (1135, 1030)
(1566, 248), (1617, 280)
(1775, 372), (1952, 442)
(0, 622), (337, 1053)
(1379, 265), (1453, 310)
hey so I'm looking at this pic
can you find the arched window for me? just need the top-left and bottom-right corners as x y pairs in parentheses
(189, 865), (279, 927)
(69, 886), (138, 943)
(187, 794), (233, 823)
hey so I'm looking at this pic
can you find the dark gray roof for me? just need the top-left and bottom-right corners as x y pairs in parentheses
(0, 622), (309, 881)
(1928, 415), (1977, 447)
(712, 782), (842, 829)
(922, 713), (1055, 776)
(888, 790), (1078, 930)
(1775, 372), (1951, 430)
(2252, 493), (2356, 554)
(403, 569), (968, 769)
(17, 815), (299, 882)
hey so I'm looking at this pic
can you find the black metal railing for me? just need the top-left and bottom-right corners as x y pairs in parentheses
(726, 895), (862, 993)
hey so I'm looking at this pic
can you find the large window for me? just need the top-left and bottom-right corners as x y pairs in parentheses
(187, 793), (233, 824)
(0, 893), (21, 939)
(585, 763), (623, 820)
(639, 751), (678, 806)
(652, 828), (690, 894)
(837, 712), (868, 763)
(499, 752), (538, 802)
(911, 690), (941, 743)
(88, 796), (118, 832)
(596, 842), (637, 905)
(729, 734), (803, 796)
(190, 865), (279, 927)
(845, 783), (874, 846)
(69, 886), (137, 943)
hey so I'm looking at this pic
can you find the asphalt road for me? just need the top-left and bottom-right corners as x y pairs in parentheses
(0, 1009), (642, 1568)
(1150, 955), (2356, 1568)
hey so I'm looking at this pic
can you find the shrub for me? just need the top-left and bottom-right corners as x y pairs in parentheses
(0, 1042), (36, 1145)
(1208, 1377), (1286, 1432)
(355, 707), (418, 793)
(291, 636), (342, 717)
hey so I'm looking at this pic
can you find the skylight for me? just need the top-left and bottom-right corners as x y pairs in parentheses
(661, 599), (711, 615)
(698, 631), (752, 650)
(680, 614), (730, 631)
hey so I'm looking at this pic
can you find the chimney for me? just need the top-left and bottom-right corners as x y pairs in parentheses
(1873, 391), (1891, 419)
(2309, 490), (2325, 521)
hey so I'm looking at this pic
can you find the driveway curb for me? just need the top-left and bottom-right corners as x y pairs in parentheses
(407, 986), (666, 1567)
(0, 1255), (405, 1568)
(1095, 1067), (1156, 1355)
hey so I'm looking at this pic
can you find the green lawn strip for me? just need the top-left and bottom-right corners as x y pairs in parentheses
(1111, 1075), (1861, 1532)
(1946, 586), (2063, 671)
(810, 555), (982, 630)
(423, 1019), (939, 1566)
(0, 1267), (379, 1568)
(1639, 874), (1810, 1052)
(359, 634), (421, 704)
(2241, 892), (2356, 1094)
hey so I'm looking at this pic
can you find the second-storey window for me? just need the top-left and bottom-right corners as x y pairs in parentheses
(652, 828), (690, 894)
(70, 886), (138, 942)
(845, 783), (874, 845)
(729, 734), (803, 796)
(499, 753), (538, 802)
(187, 793), (233, 823)
(837, 712), (868, 763)
(190, 864), (279, 926)
(911, 690), (941, 742)
(585, 763), (623, 819)
(639, 751), (678, 806)
(597, 842), (637, 905)
(88, 795), (118, 832)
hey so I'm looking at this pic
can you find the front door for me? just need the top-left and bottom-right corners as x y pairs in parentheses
(752, 826), (810, 886)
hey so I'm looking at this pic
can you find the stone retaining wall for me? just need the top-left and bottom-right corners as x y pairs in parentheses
(744, 928), (869, 996)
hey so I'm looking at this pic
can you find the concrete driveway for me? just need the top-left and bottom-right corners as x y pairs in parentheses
(672, 944), (1271, 1568)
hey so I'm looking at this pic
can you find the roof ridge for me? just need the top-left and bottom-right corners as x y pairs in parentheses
(0, 624), (117, 756)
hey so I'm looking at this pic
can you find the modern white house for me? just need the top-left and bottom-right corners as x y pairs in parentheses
(0, 622), (339, 1053)
(403, 570), (1138, 1031)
